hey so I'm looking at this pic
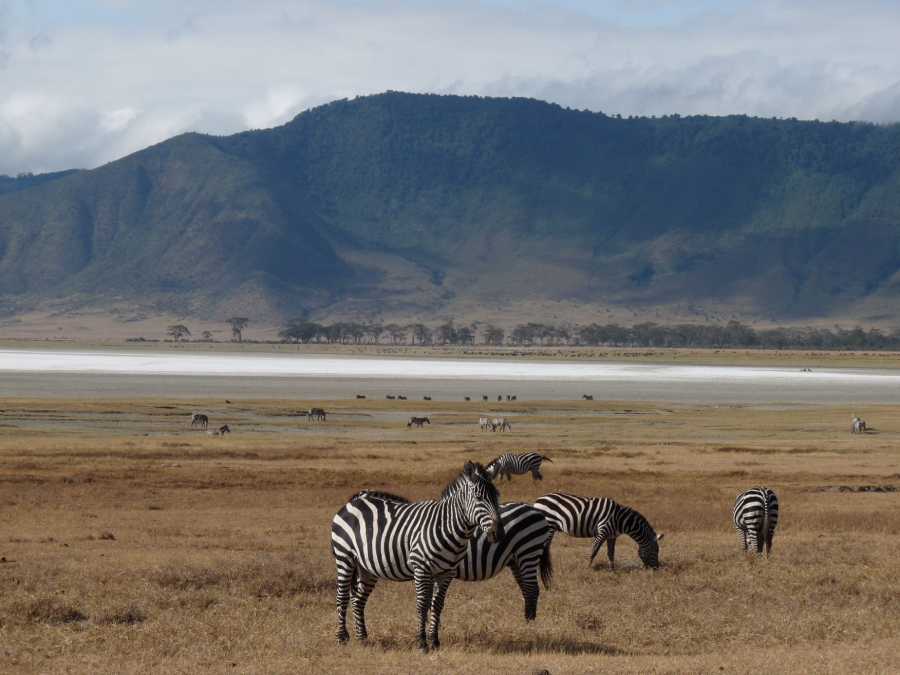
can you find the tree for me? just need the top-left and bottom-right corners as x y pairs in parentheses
(167, 325), (191, 341)
(279, 319), (321, 343)
(228, 317), (249, 342)
(384, 323), (407, 345)
(484, 325), (505, 346)
(410, 323), (432, 345)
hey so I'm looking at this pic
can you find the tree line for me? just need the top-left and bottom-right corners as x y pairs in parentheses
(277, 319), (900, 350)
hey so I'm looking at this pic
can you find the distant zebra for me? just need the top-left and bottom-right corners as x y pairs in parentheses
(465, 396), (471, 401)
(356, 394), (366, 399)
(190, 413), (209, 430)
(851, 416), (867, 434)
(535, 492), (664, 569)
(479, 416), (493, 431)
(423, 396), (432, 401)
(456, 502), (553, 621)
(492, 417), (511, 432)
(482, 395), (488, 402)
(407, 416), (431, 428)
(331, 462), (503, 651)
(207, 424), (231, 436)
(733, 487), (779, 557)
(582, 394), (594, 401)
(307, 407), (327, 422)
(398, 395), (408, 400)
(386, 395), (396, 400)
(486, 452), (552, 482)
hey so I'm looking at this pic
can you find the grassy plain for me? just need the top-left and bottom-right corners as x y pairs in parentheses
(1, 397), (898, 673)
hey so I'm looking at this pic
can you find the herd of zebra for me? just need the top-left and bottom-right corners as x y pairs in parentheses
(331, 451), (779, 651)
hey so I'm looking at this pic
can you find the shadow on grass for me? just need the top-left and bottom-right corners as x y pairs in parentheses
(367, 634), (623, 655)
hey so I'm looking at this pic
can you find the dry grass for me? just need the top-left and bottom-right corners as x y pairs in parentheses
(1, 397), (899, 673)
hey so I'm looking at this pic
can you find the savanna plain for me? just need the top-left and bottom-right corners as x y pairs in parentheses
(1, 393), (898, 674)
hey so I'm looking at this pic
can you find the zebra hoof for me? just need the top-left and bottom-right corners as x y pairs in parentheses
(430, 638), (441, 651)
(418, 641), (429, 653)
(337, 631), (350, 644)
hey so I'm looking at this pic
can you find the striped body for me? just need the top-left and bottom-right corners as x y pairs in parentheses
(455, 502), (554, 620)
(534, 492), (663, 569)
(486, 452), (552, 482)
(331, 463), (502, 651)
(733, 487), (779, 556)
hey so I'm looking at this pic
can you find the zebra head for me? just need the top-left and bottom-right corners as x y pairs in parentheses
(446, 462), (504, 543)
(638, 532), (664, 569)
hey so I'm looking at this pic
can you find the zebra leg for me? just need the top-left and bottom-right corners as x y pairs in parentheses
(334, 557), (355, 643)
(351, 572), (378, 642)
(607, 537), (617, 571)
(510, 560), (540, 621)
(427, 576), (453, 650)
(413, 568), (434, 652)
(532, 468), (543, 481)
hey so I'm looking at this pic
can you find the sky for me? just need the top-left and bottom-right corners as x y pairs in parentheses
(2, 0), (900, 175)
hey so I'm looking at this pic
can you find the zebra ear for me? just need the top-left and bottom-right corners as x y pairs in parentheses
(656, 533), (665, 541)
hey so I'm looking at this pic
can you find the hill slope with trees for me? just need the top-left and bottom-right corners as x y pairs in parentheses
(2, 92), (900, 325)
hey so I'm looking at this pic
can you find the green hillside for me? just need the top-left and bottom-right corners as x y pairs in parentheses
(2, 92), (900, 324)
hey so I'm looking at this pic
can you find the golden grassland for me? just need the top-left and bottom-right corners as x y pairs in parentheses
(6, 337), (900, 370)
(1, 397), (899, 674)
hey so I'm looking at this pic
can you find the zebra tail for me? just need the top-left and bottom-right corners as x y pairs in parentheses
(541, 455), (553, 463)
(539, 540), (554, 590)
(762, 497), (770, 551)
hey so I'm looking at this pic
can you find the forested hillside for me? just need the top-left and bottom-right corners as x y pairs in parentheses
(2, 92), (900, 324)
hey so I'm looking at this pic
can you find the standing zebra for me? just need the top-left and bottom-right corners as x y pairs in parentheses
(534, 492), (664, 569)
(486, 452), (552, 482)
(733, 487), (779, 557)
(331, 462), (502, 651)
(190, 413), (209, 430)
(456, 502), (554, 621)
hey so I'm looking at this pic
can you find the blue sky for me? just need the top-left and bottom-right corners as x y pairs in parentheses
(2, 0), (900, 174)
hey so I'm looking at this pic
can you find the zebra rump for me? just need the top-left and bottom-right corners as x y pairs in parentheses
(455, 502), (554, 621)
(733, 487), (779, 556)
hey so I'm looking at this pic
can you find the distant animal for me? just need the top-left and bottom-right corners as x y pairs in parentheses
(535, 492), (663, 569)
(407, 416), (431, 428)
(479, 416), (493, 432)
(486, 452), (552, 482)
(308, 407), (327, 422)
(492, 417), (511, 432)
(456, 502), (554, 621)
(398, 395), (407, 400)
(225, 400), (232, 404)
(800, 368), (813, 373)
(423, 396), (432, 401)
(582, 394), (594, 401)
(482, 395), (488, 402)
(465, 396), (471, 401)
(733, 487), (779, 557)
(330, 462), (503, 650)
(207, 424), (231, 436)
(497, 395), (503, 402)
(510, 395), (517, 401)
(851, 416), (867, 434)
(190, 413), (209, 430)
(506, 395), (511, 401)
(356, 394), (366, 399)
(386, 395), (396, 400)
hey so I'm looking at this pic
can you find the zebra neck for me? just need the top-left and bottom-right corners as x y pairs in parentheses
(437, 493), (476, 544)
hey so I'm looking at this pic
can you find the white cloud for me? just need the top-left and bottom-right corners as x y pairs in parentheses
(1, 0), (900, 175)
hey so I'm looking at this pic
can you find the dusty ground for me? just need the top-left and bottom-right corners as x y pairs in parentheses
(1, 397), (898, 674)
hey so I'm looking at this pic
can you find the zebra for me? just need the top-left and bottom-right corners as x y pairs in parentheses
(331, 462), (502, 651)
(423, 396), (432, 401)
(851, 416), (867, 434)
(356, 394), (366, 399)
(207, 424), (231, 436)
(190, 413), (209, 430)
(534, 492), (664, 569)
(733, 487), (779, 557)
(492, 417), (511, 432)
(582, 394), (594, 401)
(479, 416), (493, 431)
(307, 407), (326, 422)
(486, 452), (552, 482)
(407, 416), (431, 427)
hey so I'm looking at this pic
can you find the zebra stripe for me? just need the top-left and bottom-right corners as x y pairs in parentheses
(534, 492), (663, 569)
(331, 462), (502, 652)
(455, 502), (553, 621)
(486, 452), (553, 482)
(733, 487), (779, 556)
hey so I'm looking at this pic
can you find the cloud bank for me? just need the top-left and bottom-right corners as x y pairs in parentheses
(2, 0), (900, 175)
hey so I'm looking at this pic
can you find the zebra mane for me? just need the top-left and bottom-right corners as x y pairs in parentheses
(348, 490), (411, 503)
(440, 462), (500, 504)
(620, 503), (656, 538)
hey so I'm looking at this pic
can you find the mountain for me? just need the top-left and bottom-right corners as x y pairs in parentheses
(2, 91), (900, 328)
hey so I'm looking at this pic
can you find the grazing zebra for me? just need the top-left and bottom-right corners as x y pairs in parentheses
(386, 394), (396, 400)
(307, 407), (327, 422)
(582, 394), (594, 401)
(851, 416), (867, 434)
(331, 462), (503, 651)
(534, 492), (664, 569)
(356, 394), (366, 399)
(398, 395), (408, 400)
(206, 424), (231, 436)
(190, 413), (209, 430)
(492, 417), (511, 432)
(407, 416), (431, 427)
(486, 452), (552, 482)
(423, 396), (432, 401)
(733, 487), (779, 557)
(456, 502), (554, 621)
(479, 416), (493, 431)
